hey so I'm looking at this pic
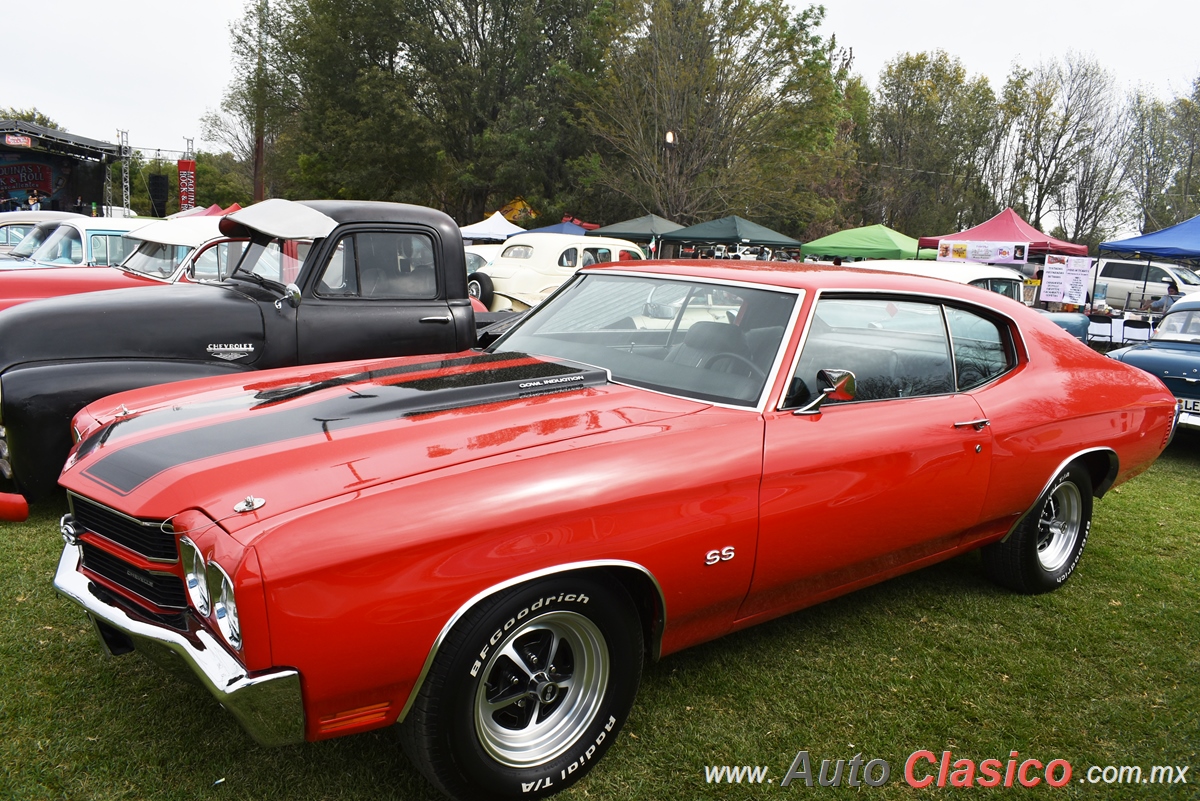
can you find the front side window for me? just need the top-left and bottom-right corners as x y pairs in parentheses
(1, 223), (33, 245)
(783, 296), (1013, 408)
(558, 248), (579, 268)
(315, 231), (438, 299)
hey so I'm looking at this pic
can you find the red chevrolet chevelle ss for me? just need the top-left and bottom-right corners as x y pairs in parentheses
(54, 262), (1177, 800)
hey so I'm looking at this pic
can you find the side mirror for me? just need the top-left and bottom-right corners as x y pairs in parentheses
(792, 368), (857, 415)
(275, 283), (302, 310)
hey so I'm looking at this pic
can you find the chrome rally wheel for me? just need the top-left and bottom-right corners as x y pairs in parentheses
(1035, 478), (1084, 573)
(982, 464), (1093, 594)
(401, 575), (642, 801)
(475, 611), (608, 767)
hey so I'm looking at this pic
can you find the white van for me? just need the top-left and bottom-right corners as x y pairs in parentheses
(1090, 259), (1200, 310)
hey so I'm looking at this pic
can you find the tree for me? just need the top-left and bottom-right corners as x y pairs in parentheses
(580, 0), (848, 229)
(1124, 90), (1177, 233)
(863, 51), (999, 236)
(1050, 60), (1128, 250)
(2, 108), (62, 129)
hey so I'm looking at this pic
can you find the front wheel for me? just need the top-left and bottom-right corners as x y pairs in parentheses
(981, 464), (1093, 594)
(401, 575), (643, 801)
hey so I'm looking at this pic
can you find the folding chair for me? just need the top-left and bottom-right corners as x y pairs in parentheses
(1121, 319), (1153, 344)
(1087, 314), (1113, 344)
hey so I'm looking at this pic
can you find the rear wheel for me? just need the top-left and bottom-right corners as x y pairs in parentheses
(467, 272), (494, 309)
(982, 464), (1092, 594)
(401, 575), (642, 801)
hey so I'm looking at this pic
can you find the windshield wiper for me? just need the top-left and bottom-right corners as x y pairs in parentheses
(232, 268), (281, 290)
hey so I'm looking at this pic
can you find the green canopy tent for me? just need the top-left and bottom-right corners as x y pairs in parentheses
(800, 224), (934, 261)
(659, 215), (800, 257)
(587, 213), (683, 241)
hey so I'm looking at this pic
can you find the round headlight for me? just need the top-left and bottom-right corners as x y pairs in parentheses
(209, 562), (241, 650)
(180, 537), (210, 616)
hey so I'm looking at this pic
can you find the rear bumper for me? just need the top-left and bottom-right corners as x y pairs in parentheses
(53, 542), (306, 746)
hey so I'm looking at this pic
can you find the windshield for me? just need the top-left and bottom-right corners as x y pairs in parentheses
(9, 223), (55, 258)
(233, 235), (312, 285)
(30, 225), (83, 264)
(1151, 307), (1200, 343)
(121, 241), (193, 279)
(1172, 267), (1200, 286)
(493, 272), (796, 407)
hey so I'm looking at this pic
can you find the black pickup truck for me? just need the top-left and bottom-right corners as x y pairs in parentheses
(0, 199), (499, 518)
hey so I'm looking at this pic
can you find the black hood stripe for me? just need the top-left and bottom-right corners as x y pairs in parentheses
(80, 354), (608, 496)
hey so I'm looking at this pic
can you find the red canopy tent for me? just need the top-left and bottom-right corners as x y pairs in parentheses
(917, 208), (1088, 257)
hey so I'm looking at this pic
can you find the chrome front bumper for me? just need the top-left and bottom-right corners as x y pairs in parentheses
(53, 542), (306, 746)
(1177, 410), (1200, 431)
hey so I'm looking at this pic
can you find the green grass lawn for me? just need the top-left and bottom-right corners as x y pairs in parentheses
(3, 434), (1197, 800)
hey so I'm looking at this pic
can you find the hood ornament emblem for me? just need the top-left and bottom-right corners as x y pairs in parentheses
(233, 495), (266, 513)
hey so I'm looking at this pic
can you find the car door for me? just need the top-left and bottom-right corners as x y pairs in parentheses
(740, 294), (995, 620)
(296, 227), (460, 363)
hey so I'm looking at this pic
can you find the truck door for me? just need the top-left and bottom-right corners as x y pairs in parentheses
(296, 229), (460, 363)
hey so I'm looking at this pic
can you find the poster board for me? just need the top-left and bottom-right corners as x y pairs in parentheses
(936, 240), (1029, 265)
(1040, 255), (1092, 304)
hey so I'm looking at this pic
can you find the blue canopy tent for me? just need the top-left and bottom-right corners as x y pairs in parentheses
(1100, 214), (1200, 263)
(523, 221), (588, 236)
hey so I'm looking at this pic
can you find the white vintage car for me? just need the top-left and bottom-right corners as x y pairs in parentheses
(468, 233), (644, 311)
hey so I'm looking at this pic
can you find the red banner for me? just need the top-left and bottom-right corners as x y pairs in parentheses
(4, 134), (32, 147)
(0, 163), (52, 193)
(177, 159), (196, 211)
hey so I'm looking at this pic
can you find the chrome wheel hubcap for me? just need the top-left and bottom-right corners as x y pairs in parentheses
(1036, 481), (1082, 572)
(475, 610), (608, 767)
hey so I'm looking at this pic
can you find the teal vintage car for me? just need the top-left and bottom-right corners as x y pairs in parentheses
(1108, 295), (1200, 431)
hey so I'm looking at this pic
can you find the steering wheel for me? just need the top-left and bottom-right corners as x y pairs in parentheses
(701, 352), (766, 381)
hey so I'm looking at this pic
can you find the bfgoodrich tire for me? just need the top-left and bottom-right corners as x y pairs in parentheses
(400, 575), (643, 801)
(982, 464), (1093, 594)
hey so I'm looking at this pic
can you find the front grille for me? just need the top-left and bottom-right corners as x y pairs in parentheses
(80, 541), (187, 610)
(70, 494), (177, 562)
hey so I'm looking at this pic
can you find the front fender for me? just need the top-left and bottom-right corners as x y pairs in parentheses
(1, 359), (249, 500)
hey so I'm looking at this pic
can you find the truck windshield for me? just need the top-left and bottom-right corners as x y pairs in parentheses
(121, 241), (193, 279)
(233, 236), (312, 285)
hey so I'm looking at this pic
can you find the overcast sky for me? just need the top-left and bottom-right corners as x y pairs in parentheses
(3, 0), (1199, 157)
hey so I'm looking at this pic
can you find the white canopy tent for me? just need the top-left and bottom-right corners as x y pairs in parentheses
(460, 211), (524, 242)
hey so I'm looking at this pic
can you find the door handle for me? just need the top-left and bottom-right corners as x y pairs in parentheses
(420, 314), (453, 324)
(953, 418), (990, 431)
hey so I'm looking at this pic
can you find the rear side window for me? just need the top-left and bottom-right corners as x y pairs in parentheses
(946, 307), (1011, 390)
(1101, 262), (1144, 281)
(501, 244), (533, 259)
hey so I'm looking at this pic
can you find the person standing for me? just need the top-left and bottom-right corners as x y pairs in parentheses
(27, 190), (41, 211)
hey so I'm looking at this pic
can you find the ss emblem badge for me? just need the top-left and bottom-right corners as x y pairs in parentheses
(705, 546), (735, 565)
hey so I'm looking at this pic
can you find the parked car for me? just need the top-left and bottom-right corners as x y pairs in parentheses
(843, 259), (1091, 341)
(464, 243), (501, 275)
(0, 210), (84, 255)
(2, 215), (152, 270)
(1107, 294), (1200, 431)
(468, 232), (644, 311)
(0, 216), (81, 265)
(0, 215), (247, 312)
(0, 198), (495, 516)
(52, 261), (1176, 800)
(1089, 258), (1200, 310)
